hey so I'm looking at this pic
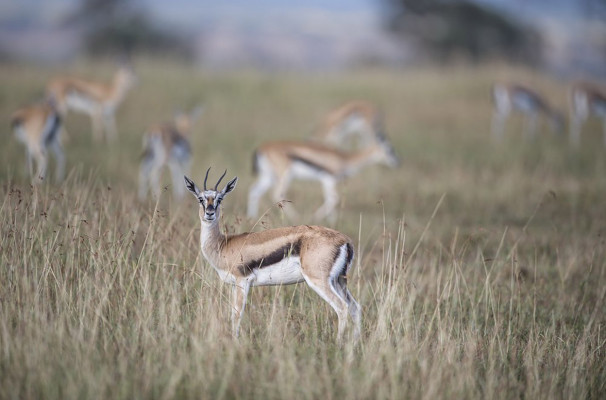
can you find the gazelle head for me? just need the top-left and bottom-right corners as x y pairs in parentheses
(373, 132), (400, 168)
(115, 65), (138, 90)
(174, 105), (204, 136)
(184, 168), (238, 224)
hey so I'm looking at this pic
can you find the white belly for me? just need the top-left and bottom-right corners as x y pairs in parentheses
(66, 93), (100, 115)
(251, 256), (304, 286)
(290, 162), (328, 181)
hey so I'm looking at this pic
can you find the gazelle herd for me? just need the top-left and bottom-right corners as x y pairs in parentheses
(490, 81), (606, 145)
(8, 64), (606, 342)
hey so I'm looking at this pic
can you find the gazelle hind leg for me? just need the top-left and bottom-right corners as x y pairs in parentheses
(491, 111), (506, 142)
(302, 272), (349, 342)
(138, 156), (153, 200)
(168, 159), (188, 200)
(49, 140), (65, 183)
(231, 280), (251, 338)
(336, 276), (361, 340)
(247, 170), (273, 218)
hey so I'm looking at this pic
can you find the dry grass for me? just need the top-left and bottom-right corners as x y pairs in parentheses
(1, 59), (605, 399)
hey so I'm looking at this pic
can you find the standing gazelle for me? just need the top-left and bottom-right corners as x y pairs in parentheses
(491, 83), (564, 141)
(313, 100), (384, 148)
(185, 169), (361, 341)
(138, 106), (203, 200)
(11, 99), (65, 183)
(46, 65), (136, 141)
(569, 81), (606, 147)
(247, 133), (399, 222)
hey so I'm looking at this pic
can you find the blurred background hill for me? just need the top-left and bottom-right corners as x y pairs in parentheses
(0, 0), (604, 75)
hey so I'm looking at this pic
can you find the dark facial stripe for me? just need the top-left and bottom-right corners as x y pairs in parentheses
(287, 154), (330, 174)
(238, 240), (302, 276)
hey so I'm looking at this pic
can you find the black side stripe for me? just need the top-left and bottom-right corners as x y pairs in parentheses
(287, 154), (330, 174)
(44, 113), (62, 146)
(239, 240), (302, 276)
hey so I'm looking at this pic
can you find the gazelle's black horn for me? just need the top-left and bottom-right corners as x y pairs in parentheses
(204, 167), (211, 191)
(214, 169), (227, 191)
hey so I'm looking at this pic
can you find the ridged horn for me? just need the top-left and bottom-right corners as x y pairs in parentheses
(204, 167), (211, 191)
(214, 169), (227, 191)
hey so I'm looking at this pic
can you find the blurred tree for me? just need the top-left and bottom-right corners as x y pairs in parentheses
(64, 0), (193, 59)
(383, 0), (543, 64)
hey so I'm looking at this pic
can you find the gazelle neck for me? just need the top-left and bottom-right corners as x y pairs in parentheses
(342, 145), (379, 177)
(108, 72), (131, 106)
(199, 217), (226, 267)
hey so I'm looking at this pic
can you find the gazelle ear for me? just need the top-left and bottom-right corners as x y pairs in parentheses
(222, 177), (238, 195)
(184, 176), (201, 198)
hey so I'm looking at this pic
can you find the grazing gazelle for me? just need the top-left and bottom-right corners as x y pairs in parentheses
(313, 100), (384, 148)
(138, 106), (203, 200)
(11, 99), (65, 183)
(247, 133), (400, 222)
(184, 169), (361, 341)
(491, 83), (564, 141)
(569, 81), (606, 147)
(46, 65), (136, 141)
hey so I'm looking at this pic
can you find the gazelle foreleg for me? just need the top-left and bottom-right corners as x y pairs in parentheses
(491, 110), (507, 142)
(103, 111), (118, 140)
(168, 159), (189, 200)
(25, 148), (33, 178)
(570, 116), (583, 147)
(272, 172), (299, 219)
(524, 112), (538, 140)
(49, 140), (65, 183)
(32, 149), (47, 183)
(91, 111), (104, 142)
(138, 153), (163, 200)
(231, 280), (251, 338)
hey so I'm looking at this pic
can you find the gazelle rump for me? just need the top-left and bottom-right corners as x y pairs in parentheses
(138, 106), (203, 200)
(569, 81), (606, 147)
(247, 134), (400, 222)
(11, 99), (65, 183)
(314, 100), (384, 147)
(46, 65), (136, 141)
(491, 83), (564, 141)
(185, 169), (361, 341)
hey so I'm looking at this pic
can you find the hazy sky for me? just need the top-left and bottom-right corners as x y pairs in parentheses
(0, 0), (594, 29)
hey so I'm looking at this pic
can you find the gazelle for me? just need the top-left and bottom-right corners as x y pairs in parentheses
(313, 100), (384, 148)
(569, 81), (606, 147)
(138, 106), (203, 200)
(184, 169), (361, 341)
(11, 99), (65, 184)
(46, 65), (136, 141)
(247, 133), (400, 222)
(491, 83), (564, 141)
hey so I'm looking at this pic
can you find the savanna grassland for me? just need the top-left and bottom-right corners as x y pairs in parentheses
(1, 59), (605, 399)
